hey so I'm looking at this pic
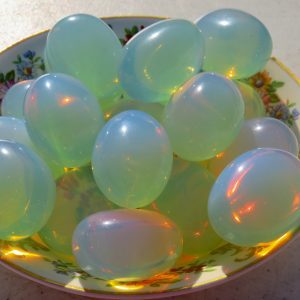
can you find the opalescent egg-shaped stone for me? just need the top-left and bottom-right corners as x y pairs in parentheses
(163, 72), (244, 161)
(0, 140), (55, 241)
(195, 9), (272, 79)
(153, 158), (222, 257)
(0, 116), (34, 150)
(24, 73), (104, 168)
(45, 14), (123, 103)
(92, 110), (173, 208)
(0, 118), (64, 177)
(0, 107), (65, 180)
(44, 48), (51, 72)
(119, 19), (205, 103)
(208, 148), (300, 246)
(1, 80), (33, 118)
(72, 209), (183, 280)
(39, 166), (116, 260)
(208, 117), (299, 176)
(235, 81), (265, 120)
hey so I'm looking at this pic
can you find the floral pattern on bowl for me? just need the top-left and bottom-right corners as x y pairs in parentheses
(0, 16), (299, 299)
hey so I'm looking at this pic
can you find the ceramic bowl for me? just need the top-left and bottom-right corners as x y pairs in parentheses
(0, 16), (299, 299)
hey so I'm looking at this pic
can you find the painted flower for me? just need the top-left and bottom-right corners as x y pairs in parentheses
(249, 70), (272, 89)
(120, 25), (145, 45)
(0, 70), (16, 102)
(292, 108), (300, 120)
(269, 103), (291, 122)
(23, 50), (36, 60)
(244, 70), (295, 126)
(16, 60), (35, 79)
(13, 50), (45, 80)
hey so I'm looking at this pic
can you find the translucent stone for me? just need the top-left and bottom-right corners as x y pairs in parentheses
(208, 117), (299, 176)
(208, 148), (300, 246)
(105, 98), (164, 122)
(163, 72), (244, 161)
(119, 19), (204, 103)
(72, 209), (183, 280)
(92, 110), (173, 208)
(1, 80), (33, 118)
(195, 9), (272, 79)
(0, 116), (34, 150)
(45, 14), (123, 103)
(0, 140), (55, 241)
(39, 166), (115, 259)
(235, 81), (265, 120)
(153, 158), (222, 257)
(24, 73), (104, 168)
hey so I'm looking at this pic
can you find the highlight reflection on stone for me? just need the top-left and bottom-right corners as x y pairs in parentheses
(195, 9), (272, 79)
(208, 148), (300, 246)
(92, 110), (173, 208)
(24, 73), (104, 168)
(163, 72), (244, 161)
(0, 140), (55, 241)
(45, 14), (123, 102)
(119, 19), (204, 103)
(72, 209), (183, 280)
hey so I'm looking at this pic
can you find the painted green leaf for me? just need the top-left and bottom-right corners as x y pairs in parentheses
(5, 70), (15, 81)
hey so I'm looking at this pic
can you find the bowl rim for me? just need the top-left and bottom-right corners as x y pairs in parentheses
(0, 15), (169, 55)
(0, 15), (300, 299)
(1, 230), (299, 299)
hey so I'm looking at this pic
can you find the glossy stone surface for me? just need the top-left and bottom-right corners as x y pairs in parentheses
(24, 73), (104, 168)
(0, 116), (34, 150)
(195, 9), (272, 79)
(1, 3), (300, 299)
(1, 80), (33, 119)
(72, 209), (183, 280)
(208, 148), (300, 246)
(105, 97), (164, 122)
(208, 117), (299, 176)
(39, 166), (115, 259)
(153, 158), (222, 257)
(0, 140), (55, 241)
(235, 81), (265, 120)
(119, 19), (204, 103)
(92, 110), (173, 208)
(163, 72), (244, 161)
(45, 14), (123, 103)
